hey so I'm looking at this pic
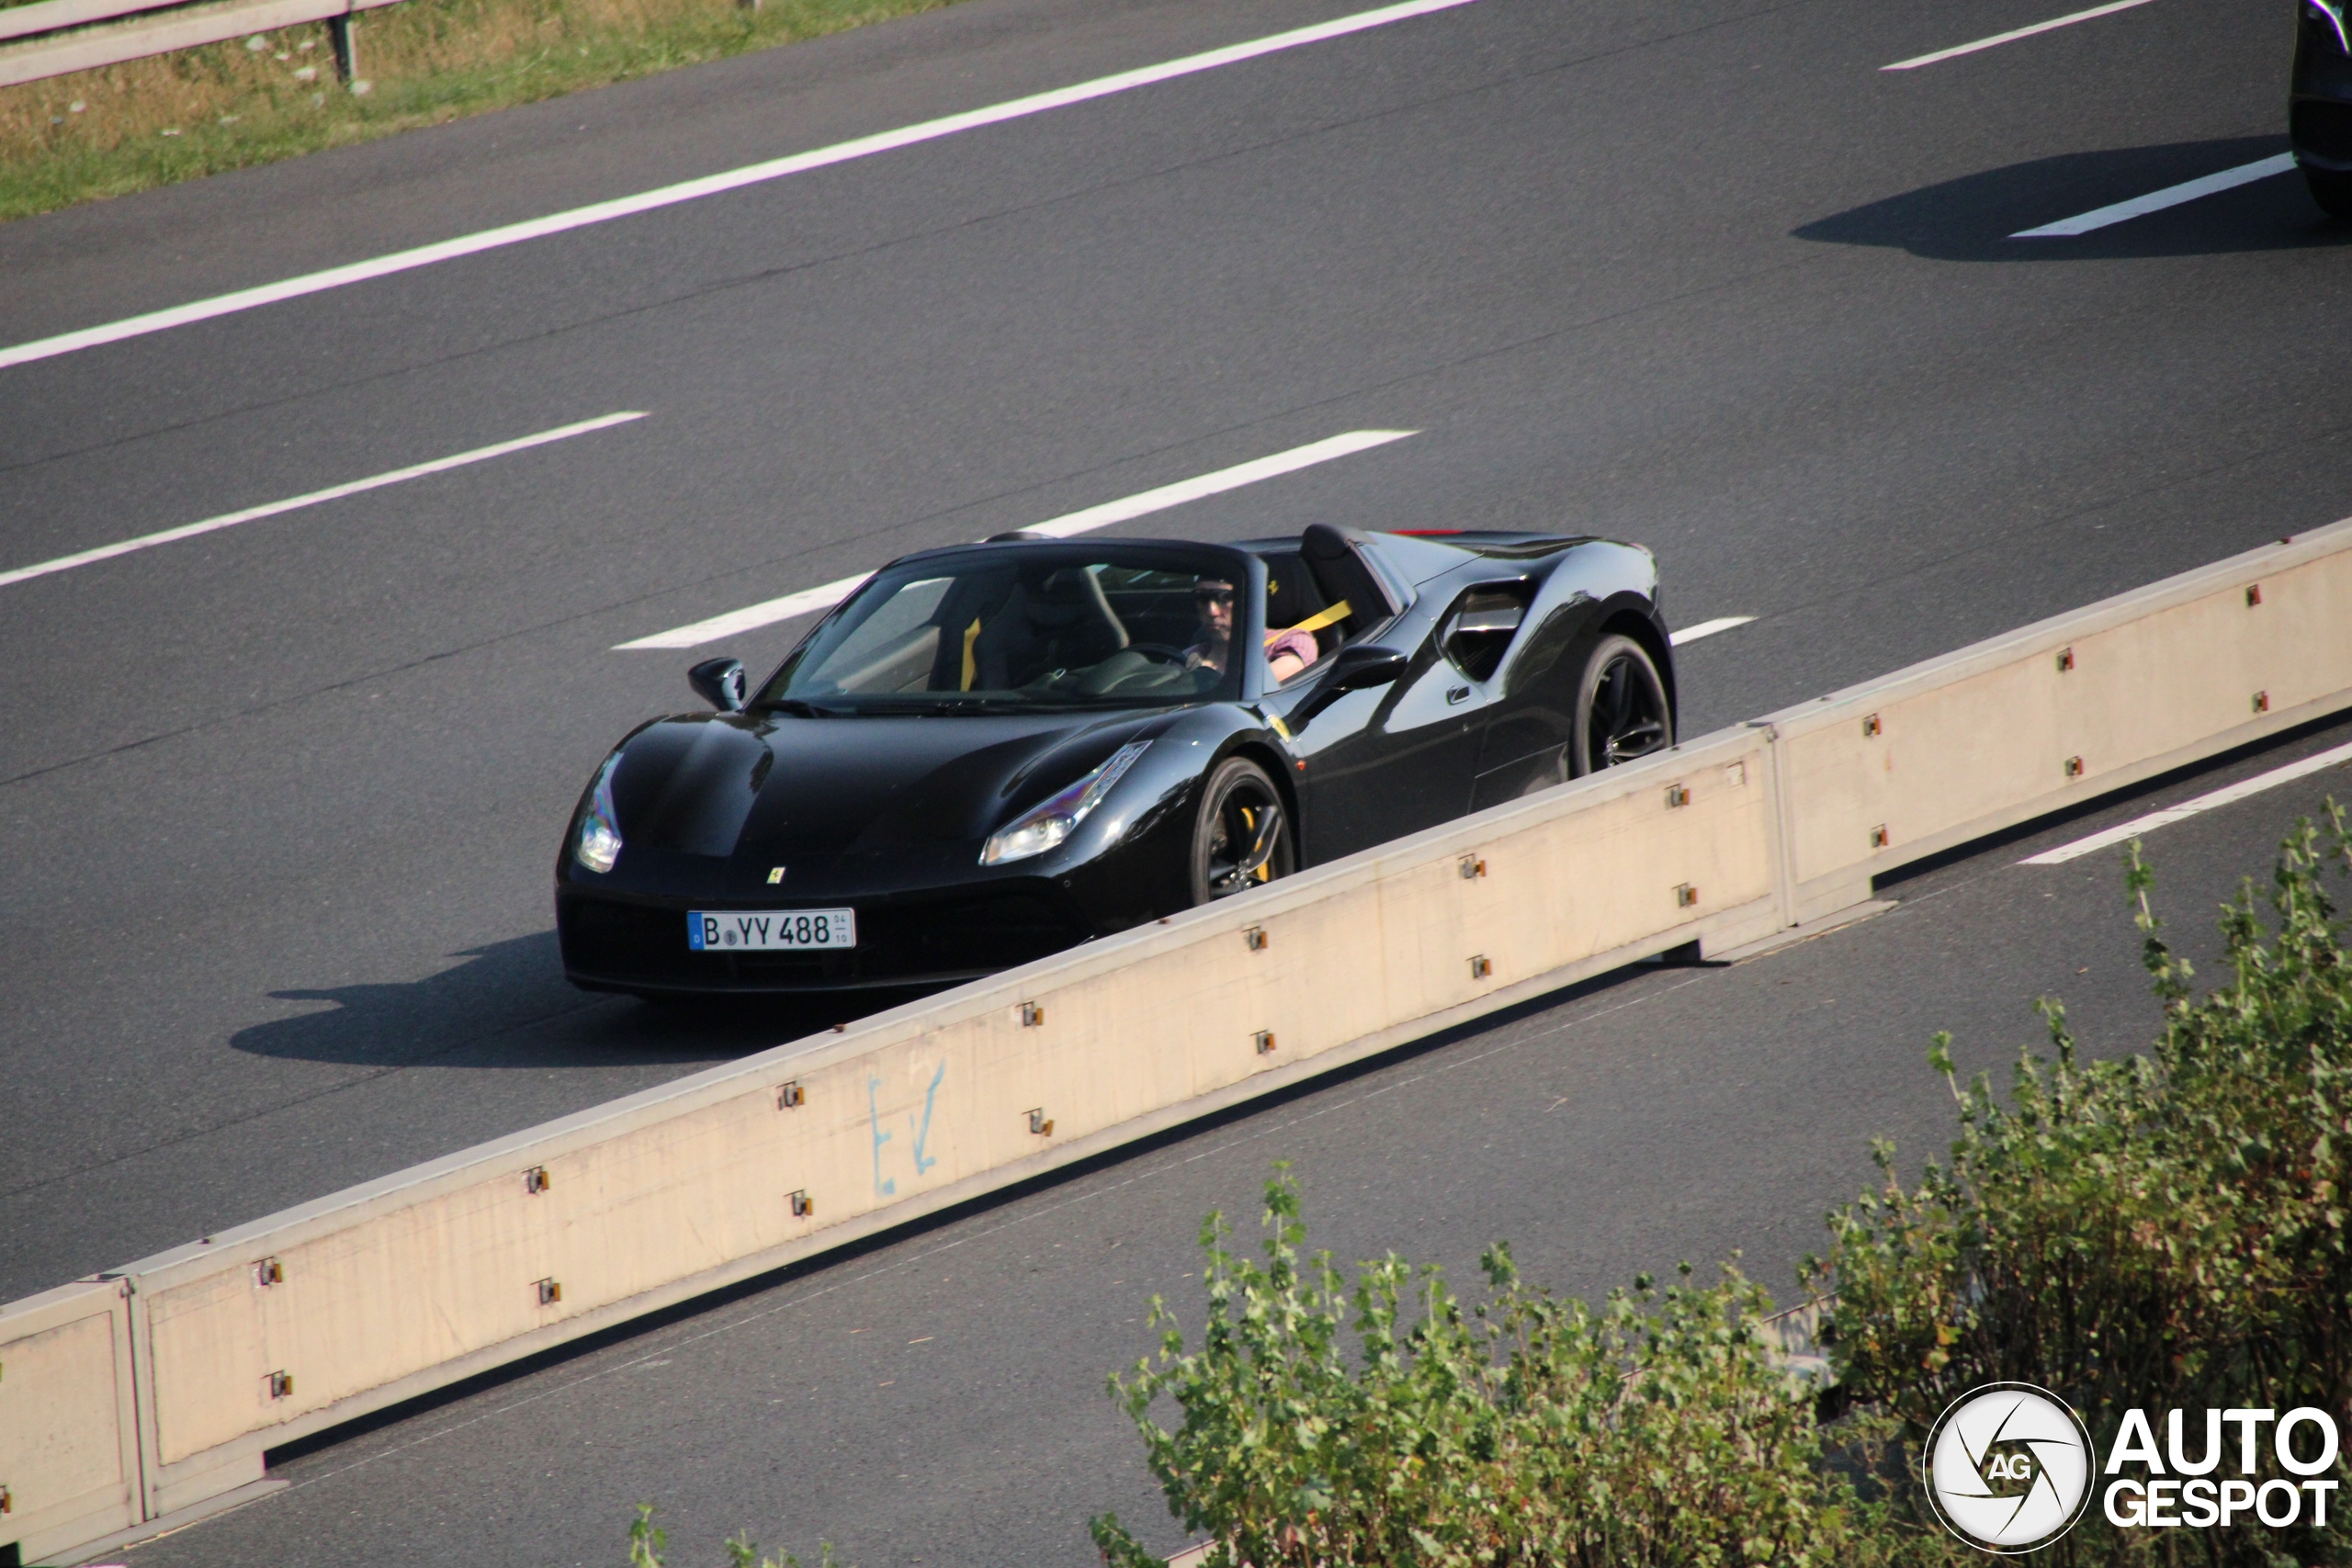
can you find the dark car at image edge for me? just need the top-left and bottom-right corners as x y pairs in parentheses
(556, 522), (1676, 998)
(2293, 0), (2352, 213)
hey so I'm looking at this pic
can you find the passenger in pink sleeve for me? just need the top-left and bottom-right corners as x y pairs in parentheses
(1264, 626), (1320, 683)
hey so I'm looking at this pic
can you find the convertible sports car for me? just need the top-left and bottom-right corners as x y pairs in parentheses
(557, 523), (1675, 997)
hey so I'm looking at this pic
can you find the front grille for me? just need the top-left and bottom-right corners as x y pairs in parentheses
(2293, 99), (2352, 162)
(560, 890), (1082, 991)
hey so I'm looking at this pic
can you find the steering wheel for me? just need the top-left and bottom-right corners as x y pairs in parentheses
(1078, 642), (1200, 695)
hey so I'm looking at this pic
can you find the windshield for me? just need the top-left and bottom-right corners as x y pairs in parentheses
(756, 544), (1253, 713)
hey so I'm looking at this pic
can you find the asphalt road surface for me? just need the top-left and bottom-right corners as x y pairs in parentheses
(0, 0), (2346, 1557)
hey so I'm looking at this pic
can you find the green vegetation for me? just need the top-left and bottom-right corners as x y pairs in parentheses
(1095, 815), (2352, 1566)
(0, 0), (967, 223)
(1819, 817), (2352, 1565)
(1090, 1172), (1925, 1568)
(627, 1503), (845, 1568)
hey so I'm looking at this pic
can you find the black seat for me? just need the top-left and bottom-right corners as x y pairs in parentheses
(968, 570), (1129, 688)
(1299, 524), (1397, 644)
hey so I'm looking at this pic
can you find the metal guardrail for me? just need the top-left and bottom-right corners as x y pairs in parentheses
(6, 516), (2351, 1565)
(0, 0), (403, 90)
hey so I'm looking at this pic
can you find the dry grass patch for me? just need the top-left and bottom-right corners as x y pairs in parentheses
(0, 0), (964, 222)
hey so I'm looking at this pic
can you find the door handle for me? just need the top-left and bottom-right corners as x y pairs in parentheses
(1446, 685), (1471, 705)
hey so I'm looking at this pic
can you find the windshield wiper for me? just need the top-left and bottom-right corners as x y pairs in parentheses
(754, 697), (835, 718)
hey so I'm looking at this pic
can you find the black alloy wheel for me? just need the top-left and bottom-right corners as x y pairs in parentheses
(1189, 757), (1295, 903)
(1569, 634), (1673, 776)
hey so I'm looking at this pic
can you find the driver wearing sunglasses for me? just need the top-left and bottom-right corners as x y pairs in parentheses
(1182, 579), (1238, 673)
(1184, 577), (1324, 683)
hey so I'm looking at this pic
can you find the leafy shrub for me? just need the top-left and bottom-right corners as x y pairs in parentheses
(1817, 815), (2352, 1564)
(1100, 818), (2352, 1566)
(626, 1503), (843, 1568)
(1090, 1168), (1928, 1568)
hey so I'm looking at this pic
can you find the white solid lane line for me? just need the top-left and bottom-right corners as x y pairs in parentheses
(1881, 0), (2156, 71)
(615, 429), (1417, 650)
(1668, 615), (1755, 647)
(2019, 738), (2352, 865)
(0, 0), (1479, 375)
(2011, 152), (2298, 237)
(0, 412), (647, 592)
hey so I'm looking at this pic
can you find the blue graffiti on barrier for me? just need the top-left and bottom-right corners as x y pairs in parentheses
(868, 1061), (946, 1195)
(867, 1076), (895, 1197)
(909, 1061), (944, 1175)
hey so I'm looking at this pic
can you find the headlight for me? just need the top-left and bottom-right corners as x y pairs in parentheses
(574, 754), (624, 874)
(980, 740), (1150, 865)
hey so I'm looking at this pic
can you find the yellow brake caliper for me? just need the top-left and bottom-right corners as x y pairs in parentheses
(1239, 806), (1273, 882)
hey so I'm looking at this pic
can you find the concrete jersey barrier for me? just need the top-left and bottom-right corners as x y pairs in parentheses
(7, 518), (2352, 1563)
(1767, 524), (2352, 921)
(0, 1281), (141, 1563)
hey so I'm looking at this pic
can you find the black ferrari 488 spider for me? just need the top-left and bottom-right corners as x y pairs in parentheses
(557, 523), (1674, 997)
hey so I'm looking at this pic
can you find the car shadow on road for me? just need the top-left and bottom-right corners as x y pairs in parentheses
(231, 930), (938, 1070)
(1794, 136), (2352, 261)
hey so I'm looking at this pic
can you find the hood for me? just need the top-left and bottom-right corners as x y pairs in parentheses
(605, 708), (1159, 864)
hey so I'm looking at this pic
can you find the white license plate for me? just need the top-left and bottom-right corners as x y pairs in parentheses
(688, 908), (856, 951)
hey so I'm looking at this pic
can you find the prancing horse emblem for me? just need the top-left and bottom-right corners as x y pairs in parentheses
(766, 866), (786, 885)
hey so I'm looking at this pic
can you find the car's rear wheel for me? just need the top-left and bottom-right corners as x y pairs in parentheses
(1190, 757), (1295, 902)
(1569, 634), (1673, 776)
(2305, 166), (2352, 219)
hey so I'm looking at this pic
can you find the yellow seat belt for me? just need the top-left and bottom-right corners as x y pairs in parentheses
(959, 617), (982, 690)
(1266, 599), (1351, 644)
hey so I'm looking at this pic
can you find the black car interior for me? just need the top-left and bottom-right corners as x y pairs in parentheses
(786, 536), (1418, 705)
(964, 570), (1130, 689)
(1299, 524), (1397, 638)
(1251, 524), (1402, 680)
(788, 554), (1247, 702)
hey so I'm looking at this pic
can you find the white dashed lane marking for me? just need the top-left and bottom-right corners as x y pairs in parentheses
(1881, 0), (2157, 71)
(2010, 152), (2298, 237)
(1668, 616), (1755, 648)
(614, 430), (1418, 650)
(2019, 737), (2352, 864)
(0, 412), (647, 592)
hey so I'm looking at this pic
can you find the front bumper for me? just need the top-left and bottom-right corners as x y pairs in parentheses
(556, 884), (1091, 995)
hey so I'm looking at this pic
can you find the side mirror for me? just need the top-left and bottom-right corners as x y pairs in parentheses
(1291, 645), (1408, 728)
(1328, 644), (1409, 692)
(688, 657), (746, 713)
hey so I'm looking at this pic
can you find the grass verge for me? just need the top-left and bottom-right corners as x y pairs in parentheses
(0, 0), (967, 224)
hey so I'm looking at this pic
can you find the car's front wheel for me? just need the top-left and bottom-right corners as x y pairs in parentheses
(1569, 634), (1674, 775)
(1190, 756), (1295, 902)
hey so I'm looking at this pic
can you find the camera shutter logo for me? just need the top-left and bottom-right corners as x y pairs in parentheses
(1923, 1382), (2097, 1553)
